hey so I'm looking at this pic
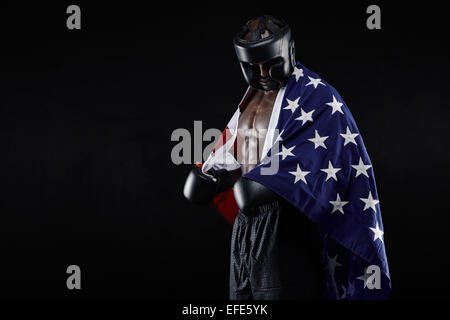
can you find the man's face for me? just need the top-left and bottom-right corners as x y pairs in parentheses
(256, 60), (272, 78)
(251, 58), (281, 92)
(243, 29), (281, 91)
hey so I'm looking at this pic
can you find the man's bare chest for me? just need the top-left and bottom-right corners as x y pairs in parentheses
(238, 90), (278, 133)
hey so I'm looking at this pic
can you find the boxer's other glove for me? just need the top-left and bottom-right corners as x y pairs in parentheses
(233, 176), (283, 217)
(183, 164), (232, 205)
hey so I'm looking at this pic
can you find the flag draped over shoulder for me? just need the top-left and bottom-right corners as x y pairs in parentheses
(202, 62), (391, 300)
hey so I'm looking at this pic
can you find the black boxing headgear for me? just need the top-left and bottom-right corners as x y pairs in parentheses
(233, 15), (296, 90)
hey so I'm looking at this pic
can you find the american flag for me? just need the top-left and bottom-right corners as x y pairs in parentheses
(203, 61), (391, 300)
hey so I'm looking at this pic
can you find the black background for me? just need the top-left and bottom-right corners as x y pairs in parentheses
(0, 1), (449, 301)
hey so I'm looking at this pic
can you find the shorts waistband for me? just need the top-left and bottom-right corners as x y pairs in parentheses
(238, 201), (281, 221)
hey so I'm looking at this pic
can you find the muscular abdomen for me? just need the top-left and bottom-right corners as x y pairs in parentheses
(236, 90), (277, 174)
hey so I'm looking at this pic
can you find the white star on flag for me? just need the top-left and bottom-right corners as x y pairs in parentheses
(283, 97), (300, 113)
(352, 157), (372, 178)
(326, 95), (344, 115)
(340, 285), (347, 300)
(360, 191), (379, 212)
(340, 126), (359, 146)
(330, 193), (349, 214)
(326, 254), (342, 277)
(356, 268), (371, 289)
(321, 160), (341, 181)
(295, 108), (315, 125)
(308, 130), (328, 149)
(289, 163), (310, 184)
(305, 76), (326, 89)
(276, 145), (295, 160)
(369, 222), (384, 242)
(292, 67), (304, 81)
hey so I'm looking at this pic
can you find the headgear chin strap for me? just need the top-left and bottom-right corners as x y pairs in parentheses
(233, 15), (296, 91)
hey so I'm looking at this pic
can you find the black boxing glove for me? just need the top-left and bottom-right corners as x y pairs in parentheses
(183, 164), (233, 205)
(233, 177), (283, 216)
